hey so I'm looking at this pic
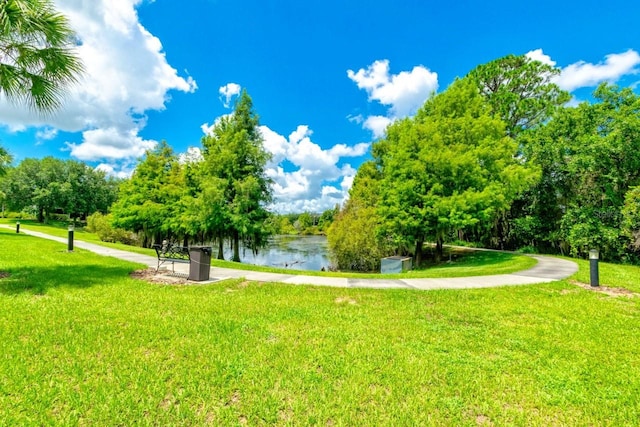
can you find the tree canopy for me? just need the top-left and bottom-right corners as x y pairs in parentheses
(468, 54), (570, 137)
(198, 90), (273, 261)
(110, 142), (186, 247)
(2, 157), (117, 222)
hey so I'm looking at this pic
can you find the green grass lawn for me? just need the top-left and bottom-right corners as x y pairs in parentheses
(0, 219), (536, 279)
(1, 229), (639, 425)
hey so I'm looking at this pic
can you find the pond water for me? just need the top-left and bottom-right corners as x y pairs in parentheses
(222, 235), (331, 272)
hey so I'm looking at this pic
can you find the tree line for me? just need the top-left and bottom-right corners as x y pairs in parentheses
(328, 55), (640, 270)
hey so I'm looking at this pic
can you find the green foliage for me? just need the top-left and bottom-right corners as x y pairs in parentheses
(328, 203), (392, 272)
(328, 161), (394, 271)
(199, 90), (273, 261)
(0, 0), (84, 112)
(375, 78), (538, 262)
(622, 186), (640, 255)
(520, 84), (640, 260)
(1, 157), (117, 222)
(468, 53), (570, 137)
(86, 212), (138, 245)
(0, 145), (12, 176)
(110, 142), (186, 246)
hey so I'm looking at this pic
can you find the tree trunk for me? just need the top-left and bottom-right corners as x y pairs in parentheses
(414, 238), (423, 267)
(37, 207), (44, 223)
(435, 237), (443, 263)
(217, 233), (225, 260)
(232, 230), (241, 262)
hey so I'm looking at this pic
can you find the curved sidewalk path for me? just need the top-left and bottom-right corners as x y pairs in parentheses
(5, 225), (579, 290)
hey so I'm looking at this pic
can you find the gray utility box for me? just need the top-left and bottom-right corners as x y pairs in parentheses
(188, 246), (212, 281)
(381, 256), (413, 274)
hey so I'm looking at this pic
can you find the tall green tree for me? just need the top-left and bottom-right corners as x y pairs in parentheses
(375, 78), (538, 264)
(200, 90), (273, 262)
(468, 54), (570, 138)
(0, 0), (83, 112)
(111, 142), (186, 247)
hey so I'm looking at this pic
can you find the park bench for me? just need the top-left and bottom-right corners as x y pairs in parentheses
(152, 241), (190, 273)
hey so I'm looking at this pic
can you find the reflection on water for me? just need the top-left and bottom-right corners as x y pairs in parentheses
(222, 235), (330, 271)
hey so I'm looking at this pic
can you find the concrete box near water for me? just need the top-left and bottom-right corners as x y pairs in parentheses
(380, 256), (412, 274)
(189, 246), (212, 281)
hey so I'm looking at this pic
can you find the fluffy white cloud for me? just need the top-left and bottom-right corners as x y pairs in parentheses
(66, 127), (156, 161)
(526, 49), (640, 92)
(363, 115), (392, 139)
(555, 50), (640, 92)
(95, 162), (136, 179)
(260, 125), (368, 213)
(525, 48), (556, 67)
(197, 121), (368, 213)
(0, 0), (196, 164)
(347, 59), (437, 138)
(219, 83), (242, 108)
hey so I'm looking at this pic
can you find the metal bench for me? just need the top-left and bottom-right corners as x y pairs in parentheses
(152, 241), (190, 273)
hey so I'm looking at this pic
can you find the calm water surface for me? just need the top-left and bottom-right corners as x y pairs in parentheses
(223, 235), (330, 271)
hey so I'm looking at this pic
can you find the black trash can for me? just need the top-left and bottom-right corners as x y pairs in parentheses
(188, 246), (212, 281)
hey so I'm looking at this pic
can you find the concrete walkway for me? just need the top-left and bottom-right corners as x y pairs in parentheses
(4, 225), (579, 290)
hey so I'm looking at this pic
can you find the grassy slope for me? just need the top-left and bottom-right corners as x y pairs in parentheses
(1, 229), (639, 425)
(0, 219), (536, 278)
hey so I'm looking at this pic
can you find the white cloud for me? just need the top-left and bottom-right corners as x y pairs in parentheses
(363, 115), (392, 139)
(95, 162), (136, 179)
(347, 59), (437, 138)
(0, 0), (196, 165)
(219, 83), (242, 108)
(259, 124), (369, 213)
(201, 113), (234, 136)
(347, 60), (438, 116)
(525, 49), (556, 67)
(526, 49), (640, 92)
(66, 127), (157, 161)
(555, 50), (640, 92)
(35, 128), (58, 144)
(178, 146), (204, 164)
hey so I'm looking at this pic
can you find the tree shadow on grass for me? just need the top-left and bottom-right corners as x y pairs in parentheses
(0, 263), (138, 295)
(1, 230), (141, 295)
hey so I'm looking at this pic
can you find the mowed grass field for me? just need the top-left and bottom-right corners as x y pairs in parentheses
(1, 228), (639, 425)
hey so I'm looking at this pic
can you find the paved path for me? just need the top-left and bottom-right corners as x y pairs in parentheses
(4, 225), (579, 290)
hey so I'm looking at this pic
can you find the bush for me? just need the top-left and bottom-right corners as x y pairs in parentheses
(86, 212), (138, 245)
(327, 204), (394, 272)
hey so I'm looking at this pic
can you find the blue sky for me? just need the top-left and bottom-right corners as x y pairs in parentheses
(1, 0), (639, 212)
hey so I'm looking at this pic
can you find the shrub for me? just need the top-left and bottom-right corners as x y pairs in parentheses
(86, 212), (138, 245)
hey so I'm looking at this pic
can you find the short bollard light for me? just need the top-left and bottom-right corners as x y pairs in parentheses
(16, 221), (19, 234)
(589, 249), (599, 287)
(68, 223), (74, 252)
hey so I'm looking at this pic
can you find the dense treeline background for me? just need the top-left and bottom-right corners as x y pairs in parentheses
(2, 54), (640, 270)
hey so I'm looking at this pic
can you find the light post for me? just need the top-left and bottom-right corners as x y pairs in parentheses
(16, 221), (19, 234)
(68, 223), (74, 252)
(589, 249), (599, 287)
